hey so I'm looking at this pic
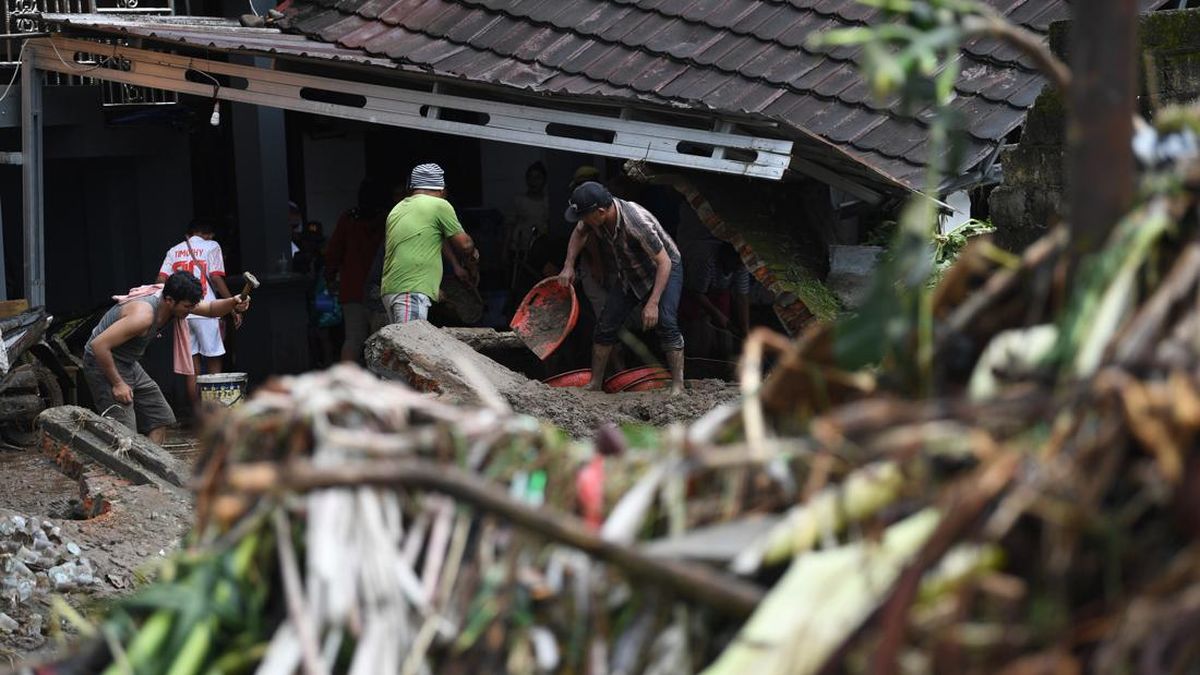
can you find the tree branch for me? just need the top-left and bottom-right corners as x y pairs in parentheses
(223, 458), (766, 617)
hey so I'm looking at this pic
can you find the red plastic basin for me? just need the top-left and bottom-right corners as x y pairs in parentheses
(624, 373), (672, 392)
(510, 278), (580, 360)
(603, 366), (670, 394)
(543, 368), (592, 388)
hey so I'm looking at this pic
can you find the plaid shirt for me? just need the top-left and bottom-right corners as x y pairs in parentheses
(599, 198), (681, 300)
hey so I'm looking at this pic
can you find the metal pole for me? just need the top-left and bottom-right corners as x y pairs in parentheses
(20, 56), (43, 307)
(1067, 0), (1137, 260)
(0, 196), (8, 300)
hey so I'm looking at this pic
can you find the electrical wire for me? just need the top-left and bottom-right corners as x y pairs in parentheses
(187, 61), (221, 90)
(0, 41), (28, 106)
(47, 35), (108, 74)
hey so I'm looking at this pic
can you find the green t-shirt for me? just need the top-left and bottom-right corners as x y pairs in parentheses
(381, 194), (465, 299)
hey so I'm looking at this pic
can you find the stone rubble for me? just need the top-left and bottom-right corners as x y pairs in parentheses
(0, 511), (98, 636)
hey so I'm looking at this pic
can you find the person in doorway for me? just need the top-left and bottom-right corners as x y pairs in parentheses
(325, 179), (388, 361)
(503, 161), (550, 265)
(157, 219), (238, 414)
(557, 181), (685, 395)
(381, 163), (479, 324)
(84, 272), (250, 444)
(679, 242), (751, 361)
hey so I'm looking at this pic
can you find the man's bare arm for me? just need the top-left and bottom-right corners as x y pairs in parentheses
(211, 275), (233, 300)
(89, 304), (155, 403)
(641, 249), (672, 330)
(646, 249), (672, 307)
(448, 232), (480, 283)
(191, 296), (249, 318)
(557, 224), (591, 287)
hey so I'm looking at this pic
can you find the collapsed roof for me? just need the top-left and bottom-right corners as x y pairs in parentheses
(44, 0), (1170, 195)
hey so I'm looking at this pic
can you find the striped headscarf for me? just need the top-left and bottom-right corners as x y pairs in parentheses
(409, 163), (445, 190)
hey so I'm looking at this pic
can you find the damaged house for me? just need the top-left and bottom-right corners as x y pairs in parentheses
(0, 0), (1181, 403)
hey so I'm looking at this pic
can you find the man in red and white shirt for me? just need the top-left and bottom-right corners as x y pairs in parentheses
(156, 219), (237, 411)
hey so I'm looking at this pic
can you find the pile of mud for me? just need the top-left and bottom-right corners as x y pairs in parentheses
(366, 321), (738, 438)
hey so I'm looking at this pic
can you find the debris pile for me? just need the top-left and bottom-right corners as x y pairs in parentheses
(43, 171), (1200, 672)
(1, 511), (97, 642)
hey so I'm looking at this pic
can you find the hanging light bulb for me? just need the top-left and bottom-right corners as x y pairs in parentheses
(208, 82), (221, 127)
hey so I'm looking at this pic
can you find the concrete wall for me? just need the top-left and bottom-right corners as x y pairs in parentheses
(990, 9), (1200, 251)
(302, 126), (366, 231)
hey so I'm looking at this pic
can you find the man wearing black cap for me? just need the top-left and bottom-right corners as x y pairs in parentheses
(558, 181), (685, 395)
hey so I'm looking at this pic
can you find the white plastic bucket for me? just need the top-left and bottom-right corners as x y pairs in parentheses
(196, 372), (248, 407)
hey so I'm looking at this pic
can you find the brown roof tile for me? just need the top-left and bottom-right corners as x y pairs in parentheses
(53, 0), (1170, 192)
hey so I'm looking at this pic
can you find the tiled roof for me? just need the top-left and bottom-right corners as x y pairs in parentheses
(282, 0), (1167, 191)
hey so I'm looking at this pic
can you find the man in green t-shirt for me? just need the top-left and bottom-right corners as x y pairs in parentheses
(381, 163), (479, 323)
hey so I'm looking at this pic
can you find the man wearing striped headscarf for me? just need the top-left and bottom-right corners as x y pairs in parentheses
(381, 163), (479, 324)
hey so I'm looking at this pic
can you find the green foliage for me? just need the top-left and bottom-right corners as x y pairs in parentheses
(834, 196), (938, 389)
(816, 1), (1002, 392)
(933, 218), (995, 274)
(102, 524), (273, 675)
(1047, 202), (1174, 377)
(779, 275), (844, 321)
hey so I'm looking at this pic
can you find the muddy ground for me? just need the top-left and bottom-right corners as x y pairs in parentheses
(0, 430), (196, 665)
(367, 321), (741, 439)
(505, 379), (738, 438)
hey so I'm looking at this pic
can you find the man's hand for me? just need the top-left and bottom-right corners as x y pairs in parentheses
(454, 264), (473, 286)
(111, 381), (133, 405)
(642, 302), (659, 330)
(557, 266), (576, 288)
(234, 297), (251, 314)
(232, 312), (244, 329)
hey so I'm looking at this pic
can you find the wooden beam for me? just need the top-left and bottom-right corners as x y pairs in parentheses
(789, 156), (884, 205)
(1067, 0), (1136, 259)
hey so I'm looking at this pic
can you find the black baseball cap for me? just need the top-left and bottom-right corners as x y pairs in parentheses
(564, 181), (613, 223)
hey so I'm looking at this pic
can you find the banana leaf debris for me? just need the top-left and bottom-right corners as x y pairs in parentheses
(19, 110), (1200, 674)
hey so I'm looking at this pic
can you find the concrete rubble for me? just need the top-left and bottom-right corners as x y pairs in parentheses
(1, 511), (97, 638)
(38, 406), (189, 492)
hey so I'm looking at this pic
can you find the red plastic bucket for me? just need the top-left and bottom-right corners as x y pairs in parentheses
(510, 279), (580, 360)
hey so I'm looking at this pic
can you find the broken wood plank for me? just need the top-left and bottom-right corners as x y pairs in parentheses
(0, 299), (29, 319)
(37, 406), (189, 489)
